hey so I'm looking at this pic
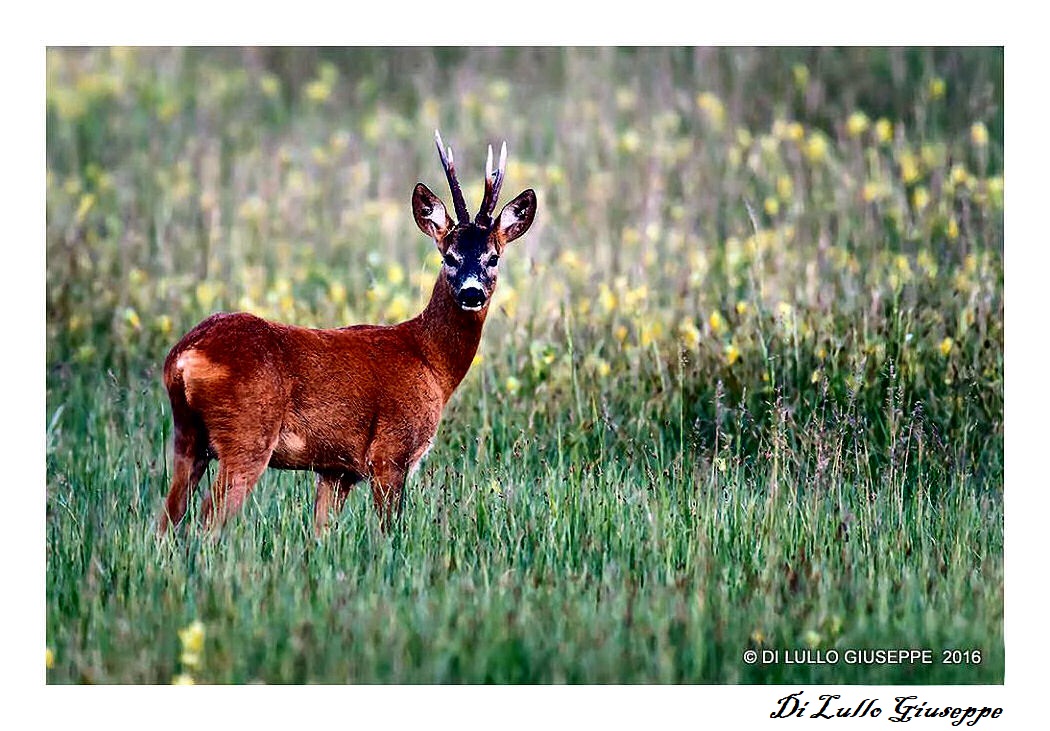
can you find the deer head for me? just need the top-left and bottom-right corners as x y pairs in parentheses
(412, 130), (537, 312)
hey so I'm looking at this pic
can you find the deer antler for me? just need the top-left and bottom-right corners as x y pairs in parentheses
(434, 130), (471, 224)
(475, 140), (508, 225)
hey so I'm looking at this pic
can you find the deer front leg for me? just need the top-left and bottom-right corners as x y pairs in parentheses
(368, 457), (407, 532)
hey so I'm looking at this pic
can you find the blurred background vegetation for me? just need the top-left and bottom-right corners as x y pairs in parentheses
(46, 46), (1003, 481)
(45, 47), (1003, 684)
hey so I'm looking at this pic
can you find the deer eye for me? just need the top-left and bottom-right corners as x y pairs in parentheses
(487, 254), (500, 268)
(443, 253), (460, 267)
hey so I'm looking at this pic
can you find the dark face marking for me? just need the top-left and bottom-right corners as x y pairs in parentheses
(440, 223), (501, 311)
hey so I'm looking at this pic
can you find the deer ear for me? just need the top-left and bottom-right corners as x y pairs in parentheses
(495, 189), (537, 247)
(413, 183), (452, 247)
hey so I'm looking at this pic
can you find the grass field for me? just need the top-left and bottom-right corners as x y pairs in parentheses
(45, 47), (1003, 684)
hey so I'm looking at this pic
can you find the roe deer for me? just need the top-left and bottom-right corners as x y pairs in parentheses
(158, 131), (537, 535)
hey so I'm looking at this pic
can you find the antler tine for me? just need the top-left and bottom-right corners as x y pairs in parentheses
(475, 140), (509, 225)
(434, 129), (470, 224)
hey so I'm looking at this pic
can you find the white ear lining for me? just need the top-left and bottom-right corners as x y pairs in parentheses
(499, 201), (523, 229)
(426, 200), (448, 230)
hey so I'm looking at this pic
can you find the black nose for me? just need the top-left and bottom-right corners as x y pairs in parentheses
(457, 286), (486, 309)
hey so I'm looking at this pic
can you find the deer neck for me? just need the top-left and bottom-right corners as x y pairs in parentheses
(412, 272), (489, 400)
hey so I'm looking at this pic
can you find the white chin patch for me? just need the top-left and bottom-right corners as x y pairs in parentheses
(460, 304), (484, 311)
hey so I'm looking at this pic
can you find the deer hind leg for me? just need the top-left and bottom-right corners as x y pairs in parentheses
(313, 471), (362, 536)
(199, 430), (280, 532)
(158, 423), (211, 534)
(159, 385), (212, 535)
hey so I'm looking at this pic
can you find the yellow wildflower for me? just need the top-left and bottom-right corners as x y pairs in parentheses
(862, 181), (884, 203)
(805, 133), (828, 163)
(986, 176), (1004, 208)
(75, 193), (96, 224)
(122, 307), (141, 331)
(764, 197), (780, 216)
(677, 318), (701, 349)
(128, 267), (147, 286)
(619, 130), (641, 154)
(912, 186), (930, 212)
(46, 648), (54, 669)
(899, 151), (920, 185)
(505, 376), (521, 395)
(708, 310), (727, 335)
(928, 77), (946, 99)
(329, 281), (347, 305)
(304, 79), (332, 104)
(386, 294), (410, 322)
(947, 217), (960, 241)
(725, 343), (741, 366)
(172, 674), (196, 685)
(875, 118), (893, 144)
(917, 249), (938, 278)
(179, 621), (205, 655)
(624, 285), (648, 310)
(940, 337), (954, 357)
(197, 281), (221, 308)
(950, 164), (970, 188)
(846, 111), (870, 138)
(696, 92), (726, 130)
(895, 254), (913, 280)
(735, 301), (749, 316)
(970, 122), (989, 147)
(639, 321), (663, 348)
